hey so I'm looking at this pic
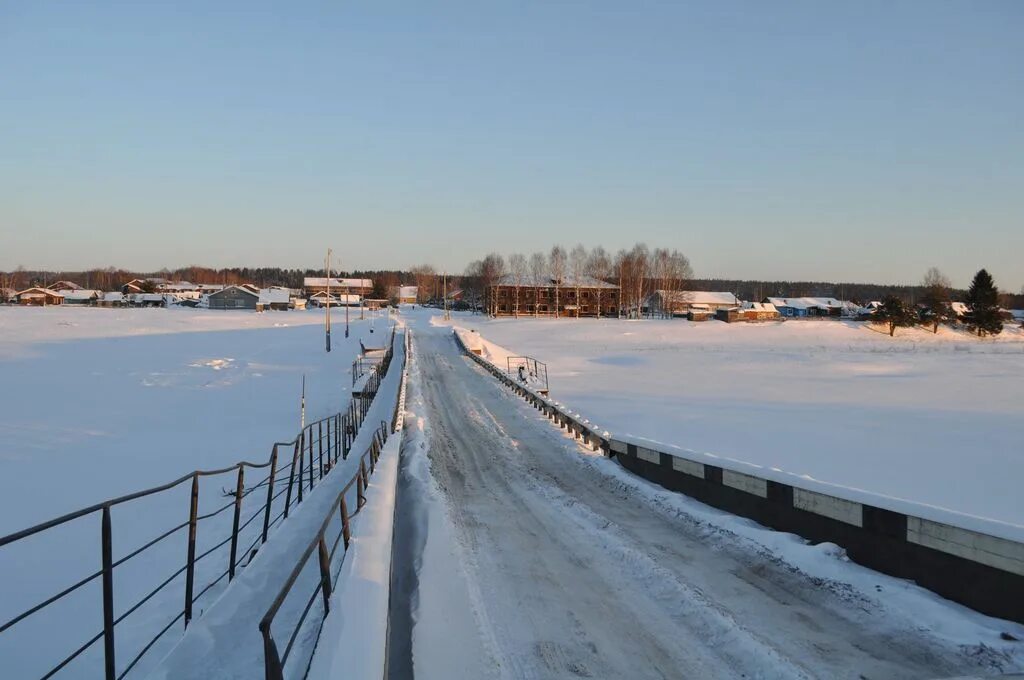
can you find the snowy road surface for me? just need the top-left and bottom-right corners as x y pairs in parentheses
(391, 317), (1021, 680)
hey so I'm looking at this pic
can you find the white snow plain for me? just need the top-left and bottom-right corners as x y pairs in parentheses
(0, 305), (391, 679)
(436, 314), (1024, 526)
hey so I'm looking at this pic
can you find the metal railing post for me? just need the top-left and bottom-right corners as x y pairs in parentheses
(284, 440), (299, 519)
(308, 428), (315, 492)
(228, 464), (245, 580)
(184, 472), (200, 628)
(297, 432), (305, 504)
(318, 420), (324, 480)
(357, 460), (367, 508)
(317, 536), (332, 615)
(263, 445), (278, 543)
(339, 496), (351, 550)
(101, 506), (116, 680)
(260, 624), (285, 680)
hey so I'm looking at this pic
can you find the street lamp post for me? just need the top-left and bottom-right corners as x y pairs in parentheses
(325, 249), (332, 353)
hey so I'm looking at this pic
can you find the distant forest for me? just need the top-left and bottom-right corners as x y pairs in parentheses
(2, 266), (1022, 308)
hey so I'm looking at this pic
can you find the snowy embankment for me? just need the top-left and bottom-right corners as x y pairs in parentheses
(151, 328), (408, 680)
(440, 313), (1024, 527)
(0, 306), (391, 679)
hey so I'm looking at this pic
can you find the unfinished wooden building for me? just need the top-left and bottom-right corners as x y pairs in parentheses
(485, 274), (619, 317)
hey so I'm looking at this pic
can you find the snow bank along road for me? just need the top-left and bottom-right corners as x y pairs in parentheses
(390, 318), (1023, 680)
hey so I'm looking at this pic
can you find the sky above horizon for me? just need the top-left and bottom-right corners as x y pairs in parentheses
(1, 1), (1022, 290)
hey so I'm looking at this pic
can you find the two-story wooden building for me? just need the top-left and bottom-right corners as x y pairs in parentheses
(485, 274), (619, 317)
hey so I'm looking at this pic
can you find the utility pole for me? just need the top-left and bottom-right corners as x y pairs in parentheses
(444, 271), (451, 320)
(325, 249), (332, 353)
(344, 277), (350, 339)
(300, 375), (306, 428)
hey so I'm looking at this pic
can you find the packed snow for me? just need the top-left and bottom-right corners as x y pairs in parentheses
(0, 305), (393, 679)
(436, 313), (1024, 527)
(398, 314), (1024, 679)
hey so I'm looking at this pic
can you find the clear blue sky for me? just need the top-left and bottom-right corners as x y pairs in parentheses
(1, 1), (1021, 289)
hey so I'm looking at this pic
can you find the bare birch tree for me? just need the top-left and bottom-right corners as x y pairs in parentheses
(508, 253), (527, 318)
(481, 253), (507, 316)
(569, 244), (588, 318)
(587, 246), (612, 318)
(529, 251), (547, 316)
(549, 245), (567, 319)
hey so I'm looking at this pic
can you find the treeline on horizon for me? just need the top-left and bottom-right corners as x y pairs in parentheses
(2, 264), (1022, 309)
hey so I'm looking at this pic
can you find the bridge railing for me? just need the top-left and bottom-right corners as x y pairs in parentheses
(0, 333), (397, 680)
(258, 421), (390, 680)
(259, 327), (410, 680)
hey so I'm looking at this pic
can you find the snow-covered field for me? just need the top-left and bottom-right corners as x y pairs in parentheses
(0, 305), (392, 678)
(437, 313), (1024, 526)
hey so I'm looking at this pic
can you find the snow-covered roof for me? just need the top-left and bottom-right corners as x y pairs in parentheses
(740, 301), (777, 313)
(766, 297), (843, 310)
(951, 302), (969, 315)
(209, 285), (259, 298)
(258, 288), (290, 304)
(102, 292), (124, 302)
(15, 287), (63, 298)
(397, 286), (417, 298)
(61, 289), (101, 300)
(494, 273), (618, 289)
(309, 292), (362, 303)
(47, 280), (81, 291)
(656, 290), (739, 306)
(304, 277), (373, 289)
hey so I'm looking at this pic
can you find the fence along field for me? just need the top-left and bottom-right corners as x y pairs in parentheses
(0, 328), (398, 680)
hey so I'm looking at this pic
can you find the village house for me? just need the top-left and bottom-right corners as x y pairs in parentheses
(765, 297), (843, 318)
(60, 289), (101, 306)
(129, 293), (167, 307)
(486, 273), (619, 317)
(98, 292), (126, 307)
(303, 277), (374, 298)
(308, 292), (362, 308)
(716, 301), (780, 323)
(644, 290), (739, 317)
(390, 285), (418, 305)
(257, 287), (292, 311)
(13, 288), (64, 306)
(207, 286), (259, 310)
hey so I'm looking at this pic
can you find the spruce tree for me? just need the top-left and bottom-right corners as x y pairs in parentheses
(963, 269), (1003, 337)
(874, 295), (914, 337)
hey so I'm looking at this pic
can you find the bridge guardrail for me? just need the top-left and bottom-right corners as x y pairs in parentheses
(452, 327), (1024, 625)
(259, 327), (410, 680)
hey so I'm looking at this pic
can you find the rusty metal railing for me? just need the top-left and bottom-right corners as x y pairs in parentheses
(259, 327), (409, 680)
(0, 332), (397, 680)
(258, 421), (391, 680)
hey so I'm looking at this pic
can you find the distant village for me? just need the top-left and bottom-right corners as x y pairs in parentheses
(3, 273), (1021, 336)
(0, 277), (415, 312)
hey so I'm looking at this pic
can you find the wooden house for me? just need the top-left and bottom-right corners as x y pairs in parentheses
(486, 273), (619, 317)
(208, 286), (258, 310)
(645, 291), (739, 317)
(14, 288), (64, 306)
